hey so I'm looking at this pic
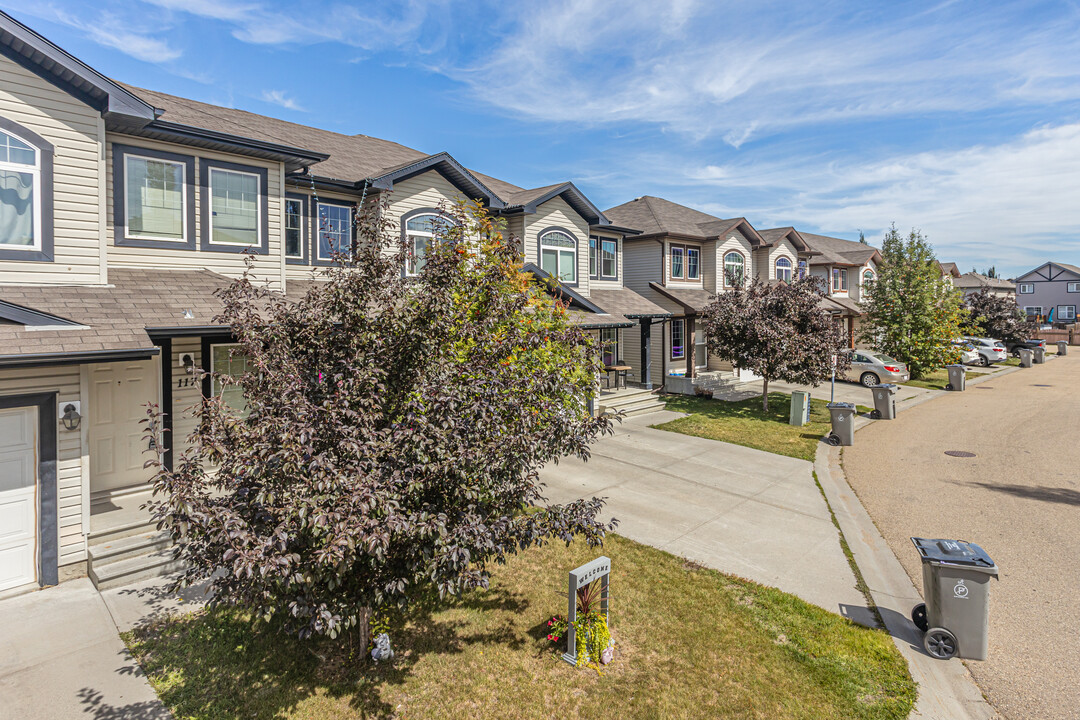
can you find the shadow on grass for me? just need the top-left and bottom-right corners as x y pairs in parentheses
(663, 392), (812, 422)
(125, 584), (532, 720)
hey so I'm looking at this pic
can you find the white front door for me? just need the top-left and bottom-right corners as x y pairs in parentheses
(0, 406), (38, 592)
(89, 360), (159, 496)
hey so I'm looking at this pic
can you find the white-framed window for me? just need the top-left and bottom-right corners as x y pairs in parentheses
(317, 202), (352, 260)
(588, 236), (598, 279)
(601, 238), (617, 279)
(284, 198), (303, 259)
(0, 128), (40, 250)
(540, 230), (577, 282)
(1058, 305), (1076, 321)
(775, 256), (793, 282)
(405, 213), (450, 275)
(208, 167), (260, 246)
(671, 244), (699, 281)
(832, 267), (848, 292)
(1017, 283), (1034, 294)
(863, 269), (875, 284)
(671, 318), (685, 360)
(1024, 306), (1041, 318)
(724, 251), (745, 287)
(1068, 282), (1080, 293)
(600, 327), (619, 367)
(124, 153), (186, 243)
(686, 247), (700, 280)
(210, 343), (251, 415)
(670, 244), (684, 279)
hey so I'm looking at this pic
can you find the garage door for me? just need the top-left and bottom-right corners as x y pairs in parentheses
(0, 406), (38, 592)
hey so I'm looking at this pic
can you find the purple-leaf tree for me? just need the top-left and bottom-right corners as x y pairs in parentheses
(146, 199), (615, 647)
(962, 287), (1035, 346)
(700, 276), (851, 411)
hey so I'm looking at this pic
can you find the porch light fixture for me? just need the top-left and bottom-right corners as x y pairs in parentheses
(60, 402), (81, 431)
(180, 353), (195, 374)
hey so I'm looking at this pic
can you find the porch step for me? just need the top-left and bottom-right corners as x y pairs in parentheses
(89, 546), (185, 591)
(598, 389), (667, 417)
(612, 397), (669, 417)
(88, 529), (173, 565)
(87, 517), (159, 545)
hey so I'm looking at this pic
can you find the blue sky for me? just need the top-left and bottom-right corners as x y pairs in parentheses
(4, 0), (1080, 277)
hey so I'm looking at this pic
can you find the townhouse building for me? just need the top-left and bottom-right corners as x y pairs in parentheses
(1014, 262), (1080, 323)
(0, 11), (669, 594)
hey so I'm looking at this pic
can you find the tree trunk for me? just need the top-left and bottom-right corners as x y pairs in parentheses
(762, 377), (769, 411)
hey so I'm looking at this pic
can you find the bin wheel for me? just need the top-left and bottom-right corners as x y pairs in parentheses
(945, 383), (953, 391)
(826, 434), (841, 446)
(911, 603), (928, 632)
(869, 409), (881, 419)
(924, 627), (958, 660)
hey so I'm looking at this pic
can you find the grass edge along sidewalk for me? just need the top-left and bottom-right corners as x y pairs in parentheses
(654, 392), (870, 461)
(123, 535), (915, 720)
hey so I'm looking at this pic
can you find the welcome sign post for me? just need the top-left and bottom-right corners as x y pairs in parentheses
(562, 555), (611, 666)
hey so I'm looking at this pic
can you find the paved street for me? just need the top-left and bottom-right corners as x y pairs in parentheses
(540, 411), (872, 621)
(843, 354), (1079, 720)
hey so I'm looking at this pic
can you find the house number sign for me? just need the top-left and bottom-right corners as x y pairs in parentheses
(562, 555), (611, 666)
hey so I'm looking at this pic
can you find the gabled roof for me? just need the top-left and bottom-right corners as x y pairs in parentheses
(938, 262), (961, 278)
(1015, 261), (1080, 282)
(604, 196), (765, 245)
(367, 152), (504, 209)
(0, 10), (155, 128)
(758, 227), (811, 253)
(502, 182), (609, 225)
(800, 232), (880, 267)
(953, 272), (1015, 290)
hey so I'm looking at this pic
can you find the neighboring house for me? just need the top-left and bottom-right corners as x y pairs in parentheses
(1013, 262), (1080, 323)
(0, 10), (665, 594)
(938, 262), (961, 280)
(952, 272), (1015, 300)
(797, 233), (882, 348)
(603, 196), (809, 388)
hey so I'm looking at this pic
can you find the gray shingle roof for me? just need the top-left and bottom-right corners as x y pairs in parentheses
(800, 232), (878, 267)
(648, 282), (714, 313)
(954, 272), (1015, 290)
(603, 196), (761, 245)
(589, 288), (671, 319)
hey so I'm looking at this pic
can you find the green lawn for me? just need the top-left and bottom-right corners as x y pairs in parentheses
(654, 393), (870, 461)
(123, 535), (914, 720)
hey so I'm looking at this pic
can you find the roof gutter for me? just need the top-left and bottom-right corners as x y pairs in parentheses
(0, 346), (159, 369)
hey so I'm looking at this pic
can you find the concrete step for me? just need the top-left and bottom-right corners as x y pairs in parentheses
(89, 547), (185, 591)
(601, 396), (668, 417)
(87, 517), (159, 545)
(598, 389), (656, 409)
(89, 530), (173, 566)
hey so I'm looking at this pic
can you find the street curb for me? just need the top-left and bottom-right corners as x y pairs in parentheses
(814, 443), (1000, 720)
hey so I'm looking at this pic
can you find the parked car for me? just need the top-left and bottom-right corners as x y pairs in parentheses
(1005, 339), (1046, 357)
(951, 340), (981, 365)
(842, 350), (910, 387)
(963, 337), (1007, 366)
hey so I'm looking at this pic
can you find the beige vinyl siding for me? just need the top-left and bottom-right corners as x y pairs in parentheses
(621, 239), (667, 384)
(504, 215), (525, 257)
(715, 230), (754, 291)
(851, 260), (877, 302)
(664, 238), (705, 291)
(588, 231), (623, 291)
(106, 135), (285, 287)
(0, 365), (87, 565)
(757, 239), (797, 282)
(524, 196), (590, 296)
(0, 54), (104, 286)
(169, 338), (203, 459)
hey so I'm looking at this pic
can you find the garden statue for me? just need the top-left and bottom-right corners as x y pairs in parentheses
(371, 633), (394, 663)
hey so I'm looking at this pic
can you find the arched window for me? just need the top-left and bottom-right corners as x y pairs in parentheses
(540, 229), (577, 282)
(0, 127), (41, 251)
(404, 212), (453, 275)
(775, 256), (793, 282)
(863, 269), (875, 284)
(723, 251), (745, 287)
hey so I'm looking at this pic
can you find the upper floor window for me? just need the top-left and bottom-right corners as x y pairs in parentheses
(1068, 282), (1080, 293)
(670, 243), (699, 281)
(1017, 283), (1034, 294)
(723, 251), (745, 287)
(284, 197), (304, 260)
(0, 128), (40, 251)
(589, 236), (597, 279)
(832, 267), (848, 292)
(208, 167), (260, 246)
(863, 269), (875, 284)
(317, 202), (353, 261)
(404, 213), (452, 275)
(601, 237), (617, 279)
(775, 256), (793, 282)
(540, 229), (576, 282)
(797, 259), (807, 279)
(125, 154), (186, 243)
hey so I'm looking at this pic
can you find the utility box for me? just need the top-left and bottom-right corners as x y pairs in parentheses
(870, 384), (897, 420)
(910, 537), (998, 661)
(945, 364), (966, 391)
(789, 391), (811, 426)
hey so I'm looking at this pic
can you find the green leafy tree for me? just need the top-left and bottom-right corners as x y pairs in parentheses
(701, 276), (850, 411)
(146, 199), (615, 647)
(859, 225), (965, 378)
(963, 287), (1034, 344)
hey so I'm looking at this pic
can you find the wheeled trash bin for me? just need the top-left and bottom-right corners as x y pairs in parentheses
(910, 537), (998, 661)
(1057, 341), (1067, 356)
(825, 402), (855, 446)
(945, 364), (966, 391)
(870, 383), (897, 420)
(1019, 348), (1033, 367)
(1033, 346), (1045, 363)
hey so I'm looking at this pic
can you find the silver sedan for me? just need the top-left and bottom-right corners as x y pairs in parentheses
(843, 350), (911, 387)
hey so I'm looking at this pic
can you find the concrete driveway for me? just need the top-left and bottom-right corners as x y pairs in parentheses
(843, 354), (1079, 720)
(0, 578), (170, 720)
(541, 411), (871, 621)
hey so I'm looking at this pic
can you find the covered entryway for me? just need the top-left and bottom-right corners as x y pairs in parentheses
(88, 360), (159, 502)
(0, 406), (38, 592)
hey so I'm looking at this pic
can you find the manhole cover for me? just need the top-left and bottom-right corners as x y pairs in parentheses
(944, 450), (977, 458)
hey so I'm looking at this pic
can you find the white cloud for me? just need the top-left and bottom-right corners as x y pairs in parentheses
(259, 89), (304, 111)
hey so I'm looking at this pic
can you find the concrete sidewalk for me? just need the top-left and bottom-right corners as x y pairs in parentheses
(540, 411), (872, 622)
(0, 578), (171, 720)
